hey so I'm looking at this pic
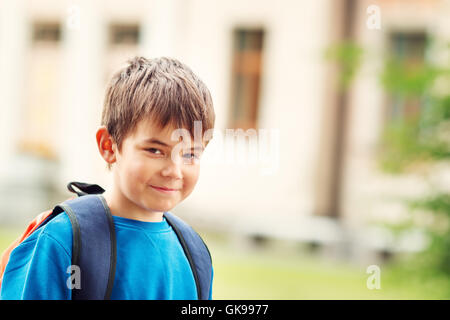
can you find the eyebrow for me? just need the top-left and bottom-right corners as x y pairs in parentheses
(143, 138), (204, 151)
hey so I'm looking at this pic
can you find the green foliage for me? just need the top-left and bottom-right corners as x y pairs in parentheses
(380, 59), (441, 96)
(324, 41), (364, 90)
(378, 116), (429, 173)
(326, 40), (450, 296)
(378, 113), (450, 173)
(408, 194), (450, 276)
(379, 50), (450, 294)
(377, 56), (450, 171)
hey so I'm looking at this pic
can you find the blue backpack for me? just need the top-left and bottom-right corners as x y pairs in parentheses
(7, 182), (213, 300)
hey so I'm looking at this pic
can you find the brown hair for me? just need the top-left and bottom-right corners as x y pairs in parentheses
(101, 56), (215, 153)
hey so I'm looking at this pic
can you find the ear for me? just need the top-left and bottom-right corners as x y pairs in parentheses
(96, 126), (117, 166)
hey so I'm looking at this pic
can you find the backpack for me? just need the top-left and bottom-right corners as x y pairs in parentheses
(0, 182), (212, 300)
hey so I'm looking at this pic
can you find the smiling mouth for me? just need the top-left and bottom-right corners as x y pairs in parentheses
(150, 185), (180, 193)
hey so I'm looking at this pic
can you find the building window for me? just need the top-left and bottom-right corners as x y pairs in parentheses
(18, 22), (62, 159)
(104, 23), (141, 83)
(229, 29), (264, 130)
(32, 22), (61, 43)
(385, 32), (428, 122)
(109, 24), (140, 46)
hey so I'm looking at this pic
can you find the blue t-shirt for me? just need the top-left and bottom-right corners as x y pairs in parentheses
(0, 212), (213, 300)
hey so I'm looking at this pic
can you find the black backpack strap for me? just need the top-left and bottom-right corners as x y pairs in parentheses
(67, 182), (105, 197)
(164, 212), (212, 300)
(53, 193), (116, 300)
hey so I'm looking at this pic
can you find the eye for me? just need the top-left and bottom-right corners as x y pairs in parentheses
(182, 153), (200, 160)
(146, 148), (163, 155)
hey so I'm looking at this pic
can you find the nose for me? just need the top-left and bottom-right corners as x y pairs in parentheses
(161, 156), (183, 179)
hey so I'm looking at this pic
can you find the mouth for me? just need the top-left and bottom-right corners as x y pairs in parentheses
(150, 185), (180, 194)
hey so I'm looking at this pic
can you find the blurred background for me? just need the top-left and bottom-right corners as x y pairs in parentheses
(0, 0), (449, 299)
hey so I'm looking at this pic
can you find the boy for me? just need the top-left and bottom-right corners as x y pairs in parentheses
(0, 56), (215, 299)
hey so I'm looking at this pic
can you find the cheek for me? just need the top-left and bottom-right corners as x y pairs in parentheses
(120, 154), (151, 187)
(181, 166), (200, 196)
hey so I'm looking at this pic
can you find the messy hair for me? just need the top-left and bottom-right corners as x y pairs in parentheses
(101, 56), (215, 153)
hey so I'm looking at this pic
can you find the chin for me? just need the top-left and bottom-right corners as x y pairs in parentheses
(145, 202), (176, 213)
(141, 193), (184, 213)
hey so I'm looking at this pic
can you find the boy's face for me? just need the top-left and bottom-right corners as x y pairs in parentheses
(111, 118), (204, 218)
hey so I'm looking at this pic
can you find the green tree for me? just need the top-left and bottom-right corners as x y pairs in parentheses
(327, 39), (450, 297)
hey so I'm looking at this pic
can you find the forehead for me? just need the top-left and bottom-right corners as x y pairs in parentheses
(131, 118), (203, 149)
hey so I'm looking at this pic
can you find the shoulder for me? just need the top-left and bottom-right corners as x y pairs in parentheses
(5, 212), (73, 270)
(41, 212), (73, 236)
(21, 212), (73, 257)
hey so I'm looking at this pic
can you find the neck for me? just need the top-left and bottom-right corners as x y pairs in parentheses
(102, 186), (164, 223)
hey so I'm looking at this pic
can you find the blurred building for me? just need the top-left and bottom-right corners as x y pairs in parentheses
(0, 0), (449, 263)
